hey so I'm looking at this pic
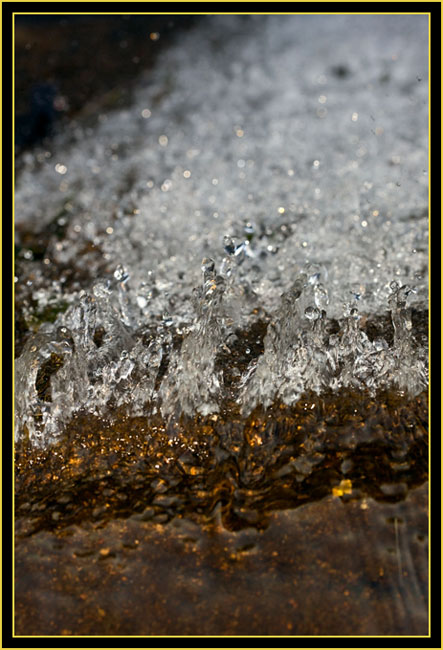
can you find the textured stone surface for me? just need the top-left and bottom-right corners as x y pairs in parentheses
(15, 483), (428, 636)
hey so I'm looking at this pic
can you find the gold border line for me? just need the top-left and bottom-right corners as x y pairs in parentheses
(11, 9), (15, 640)
(12, 633), (427, 638)
(11, 11), (431, 14)
(0, 1), (3, 642)
(427, 10), (431, 638)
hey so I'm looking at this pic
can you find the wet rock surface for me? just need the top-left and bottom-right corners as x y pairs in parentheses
(15, 390), (428, 536)
(15, 388), (428, 635)
(15, 483), (428, 636)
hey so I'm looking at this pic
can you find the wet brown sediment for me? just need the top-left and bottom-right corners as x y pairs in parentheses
(15, 484), (428, 636)
(15, 389), (428, 636)
(15, 389), (428, 533)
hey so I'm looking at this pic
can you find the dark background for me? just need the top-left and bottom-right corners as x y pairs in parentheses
(14, 13), (205, 152)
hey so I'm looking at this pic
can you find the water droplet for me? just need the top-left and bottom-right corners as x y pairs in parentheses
(201, 257), (215, 276)
(223, 236), (236, 256)
(93, 280), (112, 300)
(305, 306), (320, 321)
(114, 265), (129, 284)
(234, 241), (247, 259)
(244, 222), (255, 239)
(314, 283), (329, 310)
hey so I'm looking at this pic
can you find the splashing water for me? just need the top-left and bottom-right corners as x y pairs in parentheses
(14, 15), (428, 446)
(14, 251), (428, 446)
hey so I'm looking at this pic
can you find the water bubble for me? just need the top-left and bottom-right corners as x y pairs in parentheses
(308, 272), (320, 285)
(350, 283), (365, 302)
(114, 264), (130, 284)
(314, 283), (329, 311)
(305, 262), (325, 285)
(223, 236), (236, 256)
(305, 306), (320, 320)
(93, 280), (112, 300)
(399, 285), (414, 299)
(234, 241), (247, 262)
(201, 257), (215, 277)
(137, 296), (147, 309)
(244, 222), (254, 235)
(219, 256), (233, 278)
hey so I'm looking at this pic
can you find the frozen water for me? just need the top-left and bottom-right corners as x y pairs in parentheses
(14, 15), (428, 445)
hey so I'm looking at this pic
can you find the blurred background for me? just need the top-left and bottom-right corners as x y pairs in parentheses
(15, 14), (205, 152)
